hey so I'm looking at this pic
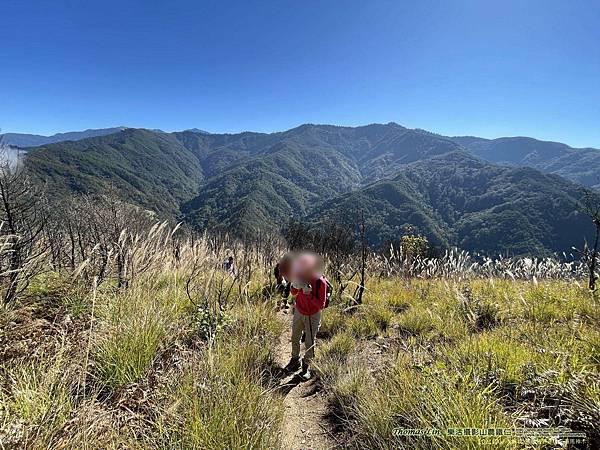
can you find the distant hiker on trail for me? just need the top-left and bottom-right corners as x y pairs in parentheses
(284, 252), (330, 381)
(274, 253), (293, 310)
(222, 256), (236, 276)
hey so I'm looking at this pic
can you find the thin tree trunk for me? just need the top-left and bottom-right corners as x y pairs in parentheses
(354, 211), (366, 305)
(589, 224), (599, 290)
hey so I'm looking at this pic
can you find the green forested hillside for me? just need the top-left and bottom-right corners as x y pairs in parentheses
(26, 129), (204, 214)
(451, 135), (600, 190)
(315, 152), (593, 255)
(172, 130), (278, 177)
(181, 140), (362, 234)
(179, 124), (464, 234)
(23, 124), (597, 255)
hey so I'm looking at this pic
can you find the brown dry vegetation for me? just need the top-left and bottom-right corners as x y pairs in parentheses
(0, 222), (287, 449)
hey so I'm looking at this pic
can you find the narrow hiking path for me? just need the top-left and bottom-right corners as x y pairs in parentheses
(274, 309), (338, 450)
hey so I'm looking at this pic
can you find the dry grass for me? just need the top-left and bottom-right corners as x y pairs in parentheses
(315, 277), (600, 449)
(0, 225), (285, 449)
(1, 222), (599, 449)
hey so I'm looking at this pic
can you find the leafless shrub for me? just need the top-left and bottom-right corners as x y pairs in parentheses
(576, 189), (600, 290)
(57, 191), (157, 287)
(0, 147), (48, 303)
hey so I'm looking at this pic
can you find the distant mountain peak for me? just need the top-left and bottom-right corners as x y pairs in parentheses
(183, 128), (211, 135)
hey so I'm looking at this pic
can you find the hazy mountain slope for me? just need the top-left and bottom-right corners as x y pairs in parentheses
(1, 145), (24, 166)
(26, 129), (204, 214)
(1, 127), (127, 147)
(451, 135), (600, 190)
(316, 151), (593, 255)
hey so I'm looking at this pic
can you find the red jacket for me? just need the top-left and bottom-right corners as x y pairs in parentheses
(291, 276), (327, 316)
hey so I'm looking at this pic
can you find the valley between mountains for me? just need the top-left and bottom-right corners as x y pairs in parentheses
(15, 123), (599, 256)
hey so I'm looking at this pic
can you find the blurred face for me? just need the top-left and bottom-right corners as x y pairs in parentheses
(290, 252), (319, 281)
(279, 261), (291, 279)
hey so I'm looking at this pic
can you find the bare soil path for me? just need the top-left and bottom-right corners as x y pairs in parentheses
(274, 309), (339, 450)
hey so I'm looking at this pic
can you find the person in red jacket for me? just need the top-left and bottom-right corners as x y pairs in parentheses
(284, 252), (327, 380)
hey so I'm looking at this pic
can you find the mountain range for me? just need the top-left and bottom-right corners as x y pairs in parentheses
(450, 135), (600, 190)
(18, 123), (599, 256)
(0, 127), (128, 147)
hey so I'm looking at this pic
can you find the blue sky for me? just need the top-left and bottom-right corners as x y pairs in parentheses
(1, 0), (599, 147)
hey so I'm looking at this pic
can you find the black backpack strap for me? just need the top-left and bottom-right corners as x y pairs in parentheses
(313, 278), (322, 300)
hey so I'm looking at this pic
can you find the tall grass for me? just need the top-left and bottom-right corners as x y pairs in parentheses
(0, 347), (74, 448)
(316, 277), (600, 449)
(93, 275), (190, 389)
(0, 225), (287, 448)
(2, 220), (599, 448)
(151, 302), (284, 449)
(373, 247), (589, 280)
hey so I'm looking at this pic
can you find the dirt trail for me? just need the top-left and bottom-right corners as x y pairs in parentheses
(275, 310), (338, 450)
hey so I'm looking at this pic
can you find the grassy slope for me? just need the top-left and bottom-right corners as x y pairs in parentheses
(0, 265), (285, 448)
(316, 277), (600, 449)
(2, 267), (599, 449)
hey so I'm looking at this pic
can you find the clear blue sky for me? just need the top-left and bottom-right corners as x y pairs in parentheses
(1, 0), (599, 147)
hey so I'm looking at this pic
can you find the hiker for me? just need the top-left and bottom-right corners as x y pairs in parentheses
(284, 252), (329, 380)
(222, 256), (235, 276)
(274, 253), (293, 310)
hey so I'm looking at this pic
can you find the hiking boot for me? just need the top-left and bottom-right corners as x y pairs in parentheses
(300, 361), (311, 381)
(284, 357), (301, 372)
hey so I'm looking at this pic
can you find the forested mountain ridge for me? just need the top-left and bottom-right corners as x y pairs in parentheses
(312, 151), (593, 255)
(450, 135), (600, 190)
(0, 127), (127, 148)
(14, 123), (600, 186)
(179, 124), (467, 234)
(26, 129), (204, 214)
(21, 124), (598, 255)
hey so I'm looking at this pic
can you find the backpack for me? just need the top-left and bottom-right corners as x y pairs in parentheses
(313, 277), (333, 308)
